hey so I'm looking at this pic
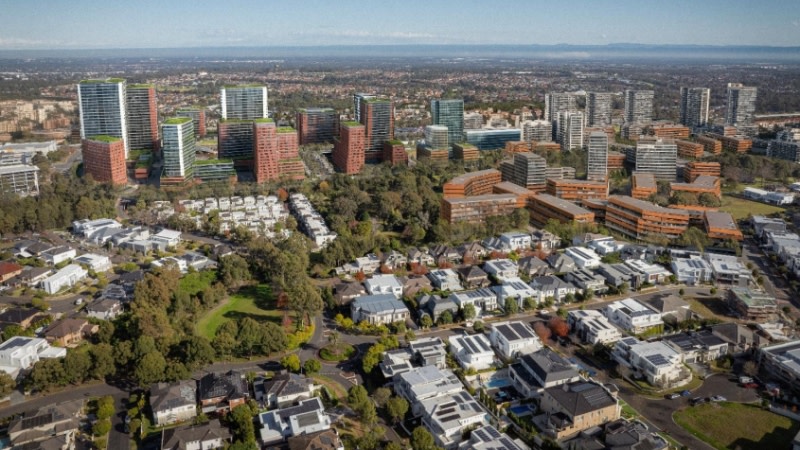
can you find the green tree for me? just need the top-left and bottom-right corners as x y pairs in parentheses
(92, 419), (111, 436)
(229, 405), (256, 444)
(372, 387), (392, 408)
(523, 297), (537, 311)
(411, 426), (439, 450)
(473, 320), (484, 333)
(176, 336), (216, 370)
(281, 354), (301, 373)
(386, 396), (409, 424)
(438, 310), (453, 325)
(134, 352), (166, 386)
(0, 372), (16, 397)
(362, 344), (385, 374)
(504, 297), (519, 315)
(303, 359), (321, 374)
(63, 351), (92, 384)
(218, 254), (251, 288)
(461, 304), (476, 321)
(420, 315), (433, 328)
(96, 396), (115, 420)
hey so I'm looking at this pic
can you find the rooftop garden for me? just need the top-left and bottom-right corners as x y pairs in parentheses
(253, 118), (275, 123)
(386, 139), (403, 146)
(195, 159), (234, 166)
(342, 121), (362, 127)
(89, 135), (121, 143)
(128, 149), (151, 161)
(163, 117), (192, 125)
(80, 78), (125, 84)
(129, 84), (154, 89)
(277, 127), (296, 133)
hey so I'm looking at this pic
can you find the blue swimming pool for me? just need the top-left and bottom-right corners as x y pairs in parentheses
(507, 404), (534, 416)
(485, 378), (512, 389)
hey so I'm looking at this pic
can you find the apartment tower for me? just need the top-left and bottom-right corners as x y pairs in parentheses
(78, 78), (129, 156)
(558, 111), (585, 151)
(176, 109), (207, 138)
(725, 83), (758, 128)
(623, 90), (654, 124)
(160, 117), (196, 184)
(82, 136), (127, 185)
(359, 97), (394, 162)
(431, 99), (465, 147)
(126, 84), (158, 151)
(585, 92), (613, 127)
(333, 121), (366, 175)
(587, 131), (609, 181)
(679, 87), (711, 128)
(296, 108), (338, 145)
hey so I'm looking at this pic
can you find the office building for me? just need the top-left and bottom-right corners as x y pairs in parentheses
(528, 194), (595, 226)
(443, 169), (502, 198)
(623, 90), (654, 124)
(647, 123), (690, 140)
(296, 108), (337, 145)
(670, 175), (721, 199)
(586, 92), (613, 127)
(587, 131), (609, 181)
(465, 128), (521, 150)
(725, 83), (757, 128)
(82, 136), (127, 185)
(160, 117), (196, 184)
(353, 93), (376, 122)
(424, 125), (449, 150)
(360, 97), (394, 162)
(679, 87), (710, 128)
(695, 135), (722, 154)
(546, 179), (608, 204)
(634, 138), (677, 181)
(332, 121), (366, 174)
(431, 99), (464, 147)
(508, 152), (546, 190)
(217, 120), (255, 160)
(220, 85), (268, 120)
(441, 194), (518, 224)
(676, 139), (704, 159)
(558, 111), (584, 150)
(605, 195), (689, 240)
(176, 108), (206, 138)
(126, 84), (158, 151)
(544, 92), (577, 122)
(253, 120), (303, 183)
(704, 210), (744, 241)
(463, 112), (484, 130)
(0, 164), (39, 196)
(684, 161), (721, 182)
(521, 119), (552, 142)
(78, 78), (129, 156)
(705, 133), (753, 153)
(768, 140), (800, 163)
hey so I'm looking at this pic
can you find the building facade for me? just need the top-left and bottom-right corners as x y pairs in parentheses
(679, 87), (710, 128)
(82, 136), (127, 185)
(78, 78), (129, 155)
(176, 108), (206, 138)
(431, 99), (464, 147)
(126, 84), (158, 151)
(623, 90), (654, 124)
(585, 92), (613, 127)
(725, 83), (757, 128)
(160, 117), (195, 184)
(296, 107), (337, 145)
(332, 121), (366, 174)
(558, 111), (584, 150)
(587, 131), (609, 181)
(221, 85), (268, 120)
(0, 164), (39, 196)
(360, 97), (394, 162)
(634, 138), (677, 181)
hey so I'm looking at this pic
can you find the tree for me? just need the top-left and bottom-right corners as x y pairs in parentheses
(524, 297), (537, 311)
(743, 360), (759, 377)
(411, 426), (438, 450)
(96, 396), (115, 420)
(229, 405), (256, 444)
(0, 372), (16, 397)
(218, 254), (251, 288)
(548, 317), (570, 337)
(63, 351), (91, 384)
(386, 396), (409, 424)
(533, 321), (552, 342)
(92, 419), (111, 436)
(281, 354), (301, 373)
(420, 315), (433, 329)
(473, 320), (484, 333)
(177, 336), (216, 370)
(462, 303), (476, 321)
(134, 352), (166, 386)
(303, 359), (321, 374)
(362, 344), (385, 374)
(438, 310), (453, 325)
(504, 297), (519, 315)
(372, 387), (392, 408)
(347, 385), (370, 409)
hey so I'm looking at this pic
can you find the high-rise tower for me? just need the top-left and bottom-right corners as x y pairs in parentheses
(545, 93), (577, 140)
(161, 117), (196, 184)
(353, 93), (376, 122)
(587, 131), (609, 181)
(623, 90), (654, 124)
(296, 108), (338, 145)
(558, 111), (584, 151)
(431, 99), (465, 147)
(126, 84), (158, 151)
(679, 87), (710, 128)
(725, 83), (757, 128)
(221, 85), (268, 120)
(333, 121), (366, 175)
(359, 97), (393, 162)
(585, 92), (612, 127)
(78, 78), (129, 156)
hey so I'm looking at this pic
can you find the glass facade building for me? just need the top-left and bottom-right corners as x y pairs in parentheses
(431, 99), (465, 147)
(161, 117), (196, 182)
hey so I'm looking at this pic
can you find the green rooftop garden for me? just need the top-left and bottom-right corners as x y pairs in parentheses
(80, 78), (125, 84)
(342, 121), (362, 127)
(195, 159), (234, 166)
(128, 149), (151, 161)
(364, 97), (390, 103)
(164, 117), (192, 125)
(277, 127), (296, 133)
(223, 84), (265, 89)
(253, 118), (275, 123)
(129, 83), (154, 89)
(89, 135), (121, 143)
(386, 139), (403, 146)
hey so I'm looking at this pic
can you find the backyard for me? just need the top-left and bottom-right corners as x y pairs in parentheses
(673, 402), (799, 450)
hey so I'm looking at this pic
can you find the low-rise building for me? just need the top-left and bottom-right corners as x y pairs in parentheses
(257, 398), (332, 446)
(441, 194), (519, 224)
(565, 247), (602, 269)
(364, 274), (403, 298)
(287, 429), (344, 450)
(8, 399), (81, 449)
(565, 268), (607, 294)
(150, 380), (198, 426)
(529, 275), (579, 303)
(73, 253), (113, 272)
(351, 294), (410, 325)
(43, 318), (97, 347)
(332, 282), (366, 306)
(568, 309), (623, 345)
(727, 287), (777, 321)
(0, 261), (23, 283)
(612, 337), (686, 387)
(449, 333), (495, 371)
(705, 253), (751, 286)
(704, 210), (744, 241)
(483, 258), (519, 282)
(467, 425), (527, 450)
(539, 381), (620, 440)
(427, 268), (464, 292)
(494, 277), (539, 309)
(457, 265), (490, 289)
(449, 288), (498, 316)
(531, 229), (562, 253)
(259, 372), (317, 409)
(518, 256), (553, 278)
(759, 340), (800, 391)
(605, 195), (689, 240)
(40, 246), (76, 266)
(40, 264), (88, 294)
(663, 331), (727, 363)
(0, 336), (66, 378)
(596, 263), (637, 289)
(631, 172), (657, 200)
(623, 259), (671, 284)
(509, 348), (581, 398)
(393, 366), (464, 417)
(161, 419), (231, 450)
(489, 320), (542, 359)
(528, 194), (595, 226)
(198, 370), (249, 414)
(671, 256), (713, 285)
(418, 294), (458, 323)
(547, 253), (576, 273)
(420, 390), (489, 450)
(603, 298), (663, 334)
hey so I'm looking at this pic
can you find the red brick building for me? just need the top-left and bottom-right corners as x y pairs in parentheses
(82, 136), (127, 185)
(332, 121), (366, 175)
(253, 121), (279, 183)
(382, 140), (407, 166)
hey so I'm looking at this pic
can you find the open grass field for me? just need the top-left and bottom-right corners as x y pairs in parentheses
(719, 196), (785, 220)
(195, 284), (280, 340)
(685, 296), (732, 322)
(674, 402), (799, 450)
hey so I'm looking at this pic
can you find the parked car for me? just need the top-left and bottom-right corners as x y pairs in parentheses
(743, 382), (759, 389)
(665, 393), (681, 400)
(690, 397), (706, 406)
(681, 390), (692, 397)
(710, 395), (727, 402)
(739, 376), (753, 384)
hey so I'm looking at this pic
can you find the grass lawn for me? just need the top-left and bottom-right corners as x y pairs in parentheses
(719, 196), (784, 220)
(195, 284), (281, 340)
(674, 402), (799, 450)
(320, 343), (355, 362)
(178, 270), (217, 297)
(686, 296), (731, 321)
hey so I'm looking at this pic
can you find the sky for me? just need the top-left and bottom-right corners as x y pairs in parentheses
(1, 0), (799, 49)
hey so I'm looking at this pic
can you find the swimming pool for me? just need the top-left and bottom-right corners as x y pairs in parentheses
(507, 404), (534, 416)
(485, 378), (512, 389)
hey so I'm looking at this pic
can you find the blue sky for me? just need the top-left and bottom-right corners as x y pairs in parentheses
(2, 0), (799, 49)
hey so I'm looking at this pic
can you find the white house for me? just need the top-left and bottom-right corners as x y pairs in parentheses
(493, 278), (538, 309)
(671, 256), (713, 285)
(565, 247), (602, 269)
(489, 321), (542, 359)
(393, 366), (464, 417)
(449, 333), (495, 371)
(587, 236), (626, 256)
(603, 298), (663, 334)
(612, 337), (686, 387)
(364, 274), (403, 298)
(257, 398), (330, 445)
(448, 288), (498, 317)
(150, 229), (182, 248)
(150, 380), (197, 426)
(351, 294), (410, 325)
(482, 259), (519, 282)
(72, 218), (122, 237)
(623, 260), (672, 284)
(39, 246), (76, 266)
(420, 391), (489, 450)
(74, 253), (112, 273)
(0, 336), (66, 378)
(151, 257), (188, 273)
(567, 309), (623, 345)
(40, 264), (87, 295)
(499, 232), (532, 251)
(427, 269), (463, 291)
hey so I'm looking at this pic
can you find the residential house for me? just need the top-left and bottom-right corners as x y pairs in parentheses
(39, 246), (76, 266)
(0, 307), (41, 330)
(494, 278), (538, 309)
(151, 229), (182, 248)
(72, 218), (122, 238)
(427, 269), (463, 292)
(407, 247), (435, 267)
(198, 370), (249, 413)
(531, 229), (561, 253)
(336, 254), (381, 276)
(518, 256), (553, 278)
(509, 348), (581, 398)
(418, 294), (458, 323)
(565, 247), (602, 269)
(547, 253), (576, 273)
(572, 233), (610, 246)
(381, 250), (408, 270)
(603, 298), (663, 334)
(40, 264), (87, 294)
(379, 349), (415, 379)
(258, 372), (317, 409)
(73, 253), (112, 273)
(623, 260), (671, 284)
(449, 288), (498, 317)
(333, 282), (365, 306)
(0, 336), (66, 378)
(287, 430), (344, 450)
(567, 310), (622, 345)
(14, 240), (53, 258)
(596, 263), (640, 289)
(711, 322), (759, 355)
(751, 215), (787, 240)
(565, 269), (607, 294)
(393, 366), (463, 417)
(612, 337), (686, 387)
(704, 253), (751, 286)
(16, 266), (51, 287)
(499, 232), (533, 252)
(430, 244), (462, 265)
(483, 259), (519, 282)
(409, 337), (449, 369)
(671, 256), (713, 285)
(663, 331), (728, 363)
(758, 340), (800, 391)
(646, 294), (692, 323)
(565, 418), (668, 450)
(150, 380), (198, 426)
(466, 426), (527, 450)
(161, 419), (231, 450)
(151, 257), (188, 273)
(586, 236), (626, 256)
(539, 381), (620, 440)
(727, 287), (777, 321)
(8, 399), (81, 449)
(420, 390), (489, 450)
(364, 274), (403, 298)
(489, 320), (542, 359)
(0, 262), (23, 283)
(530, 275), (579, 303)
(457, 241), (488, 262)
(43, 318), (97, 347)
(351, 294), (410, 325)
(457, 265), (490, 289)
(449, 333), (495, 371)
(401, 276), (433, 299)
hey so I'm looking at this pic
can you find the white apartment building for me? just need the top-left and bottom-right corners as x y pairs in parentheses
(40, 264), (87, 295)
(449, 333), (495, 371)
(603, 298), (663, 334)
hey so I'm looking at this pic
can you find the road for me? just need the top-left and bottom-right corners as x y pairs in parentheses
(0, 382), (126, 417)
(740, 239), (790, 303)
